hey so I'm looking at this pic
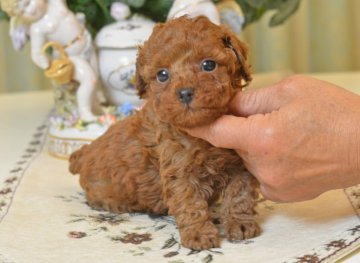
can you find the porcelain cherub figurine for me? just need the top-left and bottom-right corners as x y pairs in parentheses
(0, 0), (100, 121)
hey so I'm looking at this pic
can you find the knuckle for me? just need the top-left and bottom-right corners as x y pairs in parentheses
(205, 118), (233, 148)
(246, 116), (278, 154)
(204, 131), (224, 149)
(206, 125), (221, 147)
(281, 74), (302, 86)
(253, 124), (279, 155)
(277, 74), (309, 93)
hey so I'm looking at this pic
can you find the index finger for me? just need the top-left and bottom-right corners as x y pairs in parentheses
(186, 115), (254, 150)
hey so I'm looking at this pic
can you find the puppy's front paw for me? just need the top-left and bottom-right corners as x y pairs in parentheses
(225, 220), (260, 242)
(180, 221), (220, 250)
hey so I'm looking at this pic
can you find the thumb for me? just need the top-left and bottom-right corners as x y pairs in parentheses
(186, 115), (253, 150)
(231, 81), (295, 117)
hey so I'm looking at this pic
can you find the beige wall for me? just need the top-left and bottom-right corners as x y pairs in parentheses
(0, 22), (50, 93)
(242, 0), (360, 73)
(0, 0), (359, 93)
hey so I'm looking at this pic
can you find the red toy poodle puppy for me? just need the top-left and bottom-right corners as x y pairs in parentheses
(69, 15), (260, 250)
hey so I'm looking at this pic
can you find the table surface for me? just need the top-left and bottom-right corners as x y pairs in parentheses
(0, 71), (360, 262)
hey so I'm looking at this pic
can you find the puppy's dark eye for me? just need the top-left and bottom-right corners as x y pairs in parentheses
(201, 60), (217, 72)
(156, 69), (169, 82)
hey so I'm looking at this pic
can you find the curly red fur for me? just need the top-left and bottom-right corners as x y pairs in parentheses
(69, 16), (260, 250)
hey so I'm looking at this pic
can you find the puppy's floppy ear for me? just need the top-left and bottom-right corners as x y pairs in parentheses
(135, 46), (147, 99)
(135, 23), (165, 99)
(221, 27), (252, 87)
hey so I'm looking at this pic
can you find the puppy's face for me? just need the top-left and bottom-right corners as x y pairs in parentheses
(136, 16), (251, 128)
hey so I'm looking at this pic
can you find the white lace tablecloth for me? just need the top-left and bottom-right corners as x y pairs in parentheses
(1, 72), (360, 263)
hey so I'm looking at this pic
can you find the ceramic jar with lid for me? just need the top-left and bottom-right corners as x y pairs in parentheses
(95, 19), (155, 107)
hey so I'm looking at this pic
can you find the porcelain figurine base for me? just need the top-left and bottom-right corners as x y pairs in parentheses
(48, 123), (107, 159)
(47, 82), (135, 159)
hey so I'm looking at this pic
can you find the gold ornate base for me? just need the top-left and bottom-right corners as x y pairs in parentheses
(48, 135), (93, 159)
(47, 124), (107, 159)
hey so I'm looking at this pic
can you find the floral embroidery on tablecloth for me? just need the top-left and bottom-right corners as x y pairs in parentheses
(55, 189), (360, 263)
(56, 193), (235, 262)
(1, 120), (360, 263)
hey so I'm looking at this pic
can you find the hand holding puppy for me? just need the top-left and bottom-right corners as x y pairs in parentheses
(187, 75), (360, 202)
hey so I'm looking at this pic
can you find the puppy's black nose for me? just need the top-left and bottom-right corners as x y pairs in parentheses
(177, 87), (194, 104)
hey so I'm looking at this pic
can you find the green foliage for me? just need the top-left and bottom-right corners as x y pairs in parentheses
(131, 0), (173, 22)
(236, 0), (301, 27)
(268, 0), (300, 26)
(65, 0), (173, 35)
(66, 0), (115, 37)
(120, 0), (147, 8)
(66, 0), (301, 31)
(0, 9), (9, 20)
(0, 0), (301, 34)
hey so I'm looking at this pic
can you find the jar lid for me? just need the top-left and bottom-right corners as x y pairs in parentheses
(95, 20), (155, 48)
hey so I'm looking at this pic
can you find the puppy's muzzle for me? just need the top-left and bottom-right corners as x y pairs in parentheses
(177, 87), (194, 105)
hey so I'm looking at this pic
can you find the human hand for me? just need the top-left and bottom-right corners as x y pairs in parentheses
(187, 75), (360, 202)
